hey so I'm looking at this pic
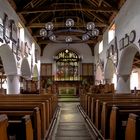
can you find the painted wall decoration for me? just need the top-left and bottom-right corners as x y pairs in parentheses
(35, 49), (38, 63)
(0, 18), (3, 43)
(3, 13), (10, 44)
(20, 41), (24, 58)
(119, 30), (136, 51)
(9, 19), (18, 43)
(24, 42), (31, 57)
(12, 39), (21, 61)
(31, 55), (33, 74)
(2, 13), (22, 61)
(16, 39), (21, 61)
(106, 37), (118, 67)
(12, 41), (17, 53)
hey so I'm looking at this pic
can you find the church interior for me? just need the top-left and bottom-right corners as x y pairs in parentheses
(0, 0), (140, 139)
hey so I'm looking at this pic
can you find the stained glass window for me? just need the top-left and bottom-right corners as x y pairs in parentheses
(55, 49), (80, 81)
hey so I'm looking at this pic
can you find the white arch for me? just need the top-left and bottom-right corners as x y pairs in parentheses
(104, 58), (116, 80)
(42, 42), (94, 63)
(116, 43), (140, 93)
(117, 43), (139, 75)
(0, 44), (17, 75)
(95, 64), (104, 84)
(21, 58), (31, 79)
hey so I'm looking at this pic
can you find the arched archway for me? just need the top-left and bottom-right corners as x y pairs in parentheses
(95, 64), (104, 84)
(104, 58), (116, 84)
(116, 43), (140, 93)
(20, 58), (31, 93)
(21, 58), (31, 79)
(32, 64), (39, 81)
(0, 44), (17, 75)
(0, 44), (18, 94)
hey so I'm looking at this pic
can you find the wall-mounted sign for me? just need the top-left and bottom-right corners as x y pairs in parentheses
(119, 30), (136, 51)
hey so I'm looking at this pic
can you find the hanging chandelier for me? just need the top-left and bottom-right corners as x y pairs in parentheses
(40, 18), (99, 43)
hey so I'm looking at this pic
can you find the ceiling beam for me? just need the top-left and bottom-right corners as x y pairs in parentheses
(27, 22), (107, 28)
(37, 39), (97, 45)
(86, 11), (109, 24)
(28, 13), (43, 24)
(22, 0), (38, 9)
(18, 7), (118, 14)
(98, 0), (104, 7)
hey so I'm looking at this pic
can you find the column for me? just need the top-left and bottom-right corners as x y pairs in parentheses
(116, 74), (131, 93)
(7, 75), (20, 94)
(104, 78), (112, 84)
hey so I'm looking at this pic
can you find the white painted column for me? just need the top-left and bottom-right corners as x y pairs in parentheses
(7, 75), (20, 94)
(116, 74), (131, 93)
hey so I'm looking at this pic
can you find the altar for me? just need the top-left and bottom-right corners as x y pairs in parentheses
(59, 87), (76, 95)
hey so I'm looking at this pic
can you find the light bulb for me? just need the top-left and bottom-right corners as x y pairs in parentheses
(92, 28), (99, 36)
(65, 36), (72, 42)
(45, 22), (54, 30)
(49, 34), (56, 41)
(66, 19), (74, 27)
(40, 29), (47, 37)
(87, 22), (95, 30)
(82, 34), (90, 41)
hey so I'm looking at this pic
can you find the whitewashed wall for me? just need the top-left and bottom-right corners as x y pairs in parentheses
(0, 0), (40, 77)
(41, 42), (94, 75)
(94, 0), (140, 74)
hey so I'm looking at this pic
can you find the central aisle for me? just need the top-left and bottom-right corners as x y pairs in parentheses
(52, 102), (94, 140)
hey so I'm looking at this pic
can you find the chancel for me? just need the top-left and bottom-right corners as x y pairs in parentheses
(1, 0), (140, 140)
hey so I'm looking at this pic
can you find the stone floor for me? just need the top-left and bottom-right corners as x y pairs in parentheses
(51, 103), (94, 140)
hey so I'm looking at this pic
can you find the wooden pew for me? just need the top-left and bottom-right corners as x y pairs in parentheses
(0, 94), (58, 139)
(0, 94), (58, 128)
(101, 101), (140, 139)
(82, 93), (134, 124)
(0, 107), (41, 140)
(0, 103), (46, 140)
(0, 99), (49, 131)
(94, 95), (140, 129)
(110, 106), (140, 140)
(125, 113), (140, 140)
(8, 115), (33, 140)
(0, 94), (58, 121)
(0, 114), (8, 140)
